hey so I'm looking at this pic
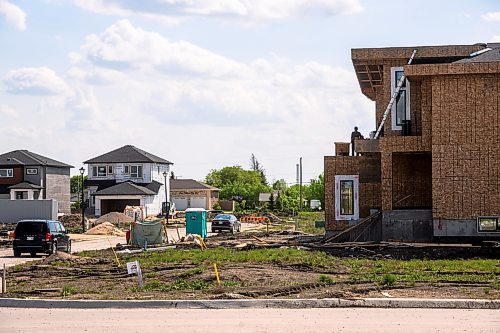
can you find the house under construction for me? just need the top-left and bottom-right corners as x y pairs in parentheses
(324, 43), (500, 242)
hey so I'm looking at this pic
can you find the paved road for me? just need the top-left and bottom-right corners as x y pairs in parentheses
(0, 222), (260, 268)
(0, 308), (498, 333)
(0, 235), (125, 268)
(166, 221), (261, 242)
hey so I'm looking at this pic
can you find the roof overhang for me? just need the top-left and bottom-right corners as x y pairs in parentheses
(351, 44), (486, 100)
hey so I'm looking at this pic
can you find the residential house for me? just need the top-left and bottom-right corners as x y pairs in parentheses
(325, 43), (500, 241)
(170, 179), (219, 211)
(83, 145), (172, 217)
(0, 150), (73, 213)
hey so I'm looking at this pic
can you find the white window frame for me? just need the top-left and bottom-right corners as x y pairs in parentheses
(0, 168), (13, 178)
(130, 165), (143, 178)
(335, 175), (359, 221)
(92, 165), (107, 177)
(108, 165), (113, 175)
(26, 168), (38, 175)
(124, 165), (130, 175)
(391, 67), (411, 131)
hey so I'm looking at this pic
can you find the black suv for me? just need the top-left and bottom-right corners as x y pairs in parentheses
(12, 219), (71, 257)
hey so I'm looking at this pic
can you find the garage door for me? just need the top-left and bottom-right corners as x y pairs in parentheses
(190, 197), (207, 209)
(172, 198), (188, 211)
(100, 199), (140, 215)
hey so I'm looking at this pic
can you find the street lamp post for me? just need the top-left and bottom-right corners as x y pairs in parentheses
(162, 171), (169, 224)
(79, 167), (85, 233)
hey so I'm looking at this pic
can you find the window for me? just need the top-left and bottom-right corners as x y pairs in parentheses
(0, 169), (13, 178)
(340, 180), (354, 215)
(124, 165), (130, 174)
(98, 166), (106, 177)
(391, 67), (410, 130)
(108, 165), (113, 175)
(49, 222), (58, 233)
(26, 168), (38, 175)
(334, 175), (359, 221)
(15, 191), (28, 199)
(130, 165), (142, 178)
(478, 217), (499, 232)
(92, 166), (107, 177)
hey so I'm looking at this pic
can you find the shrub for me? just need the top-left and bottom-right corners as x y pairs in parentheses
(381, 274), (396, 286)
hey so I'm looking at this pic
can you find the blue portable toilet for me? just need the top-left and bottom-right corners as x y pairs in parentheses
(185, 208), (207, 239)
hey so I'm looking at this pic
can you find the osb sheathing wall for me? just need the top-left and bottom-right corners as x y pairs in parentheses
(378, 78), (434, 211)
(324, 156), (381, 231)
(376, 67), (438, 139)
(391, 153), (432, 209)
(431, 73), (500, 220)
(352, 45), (483, 62)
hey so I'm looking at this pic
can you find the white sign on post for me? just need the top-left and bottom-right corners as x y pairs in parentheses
(126, 261), (143, 288)
(127, 261), (139, 274)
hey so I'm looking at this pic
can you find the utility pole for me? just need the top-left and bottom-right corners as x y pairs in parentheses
(299, 157), (303, 211)
(162, 171), (169, 224)
(79, 167), (85, 232)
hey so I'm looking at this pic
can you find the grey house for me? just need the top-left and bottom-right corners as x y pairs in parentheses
(0, 150), (73, 213)
(83, 145), (172, 217)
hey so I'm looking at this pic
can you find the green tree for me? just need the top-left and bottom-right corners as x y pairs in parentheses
(205, 166), (272, 209)
(250, 154), (267, 186)
(70, 175), (87, 194)
(269, 192), (275, 211)
(279, 185), (301, 213)
(275, 191), (283, 211)
(272, 179), (288, 192)
(304, 173), (325, 208)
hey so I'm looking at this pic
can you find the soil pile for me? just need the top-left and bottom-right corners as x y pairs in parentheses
(44, 251), (81, 262)
(59, 214), (87, 232)
(94, 212), (134, 226)
(85, 222), (126, 236)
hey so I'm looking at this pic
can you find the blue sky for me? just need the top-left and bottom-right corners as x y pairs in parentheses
(1, 0), (499, 184)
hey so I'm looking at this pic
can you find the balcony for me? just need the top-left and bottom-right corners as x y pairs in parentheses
(354, 138), (380, 154)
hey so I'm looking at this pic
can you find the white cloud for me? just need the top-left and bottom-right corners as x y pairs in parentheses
(75, 19), (248, 77)
(0, 20), (372, 182)
(0, 104), (19, 118)
(482, 11), (500, 22)
(73, 0), (363, 23)
(3, 67), (70, 95)
(492, 35), (500, 42)
(0, 0), (26, 30)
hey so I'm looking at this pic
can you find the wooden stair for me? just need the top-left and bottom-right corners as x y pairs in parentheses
(322, 211), (381, 243)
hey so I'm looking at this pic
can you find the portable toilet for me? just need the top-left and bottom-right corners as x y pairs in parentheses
(185, 208), (207, 239)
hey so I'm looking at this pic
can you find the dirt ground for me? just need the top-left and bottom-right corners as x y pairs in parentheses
(3, 230), (499, 301)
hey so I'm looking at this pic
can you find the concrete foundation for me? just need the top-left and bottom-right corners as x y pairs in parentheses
(433, 219), (500, 239)
(382, 209), (433, 242)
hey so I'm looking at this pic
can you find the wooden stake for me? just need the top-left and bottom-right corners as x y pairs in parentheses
(2, 263), (6, 294)
(251, 235), (267, 243)
(213, 263), (221, 286)
(106, 235), (121, 267)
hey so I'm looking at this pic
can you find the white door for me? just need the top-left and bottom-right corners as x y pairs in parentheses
(335, 175), (359, 220)
(173, 197), (188, 211)
(190, 197), (207, 209)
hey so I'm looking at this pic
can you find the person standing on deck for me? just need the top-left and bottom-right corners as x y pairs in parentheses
(351, 126), (363, 156)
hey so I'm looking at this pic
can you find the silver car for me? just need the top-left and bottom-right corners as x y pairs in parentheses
(211, 214), (241, 234)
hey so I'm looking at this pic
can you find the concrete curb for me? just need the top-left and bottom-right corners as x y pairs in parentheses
(0, 298), (499, 309)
